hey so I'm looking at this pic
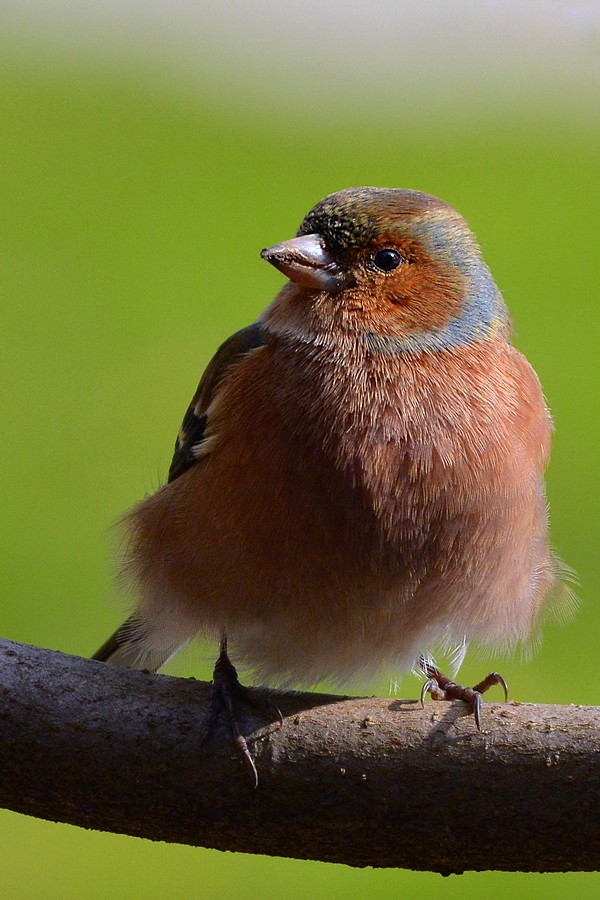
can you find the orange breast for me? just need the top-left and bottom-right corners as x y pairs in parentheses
(125, 336), (556, 686)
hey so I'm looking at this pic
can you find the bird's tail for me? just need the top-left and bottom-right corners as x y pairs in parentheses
(92, 614), (187, 672)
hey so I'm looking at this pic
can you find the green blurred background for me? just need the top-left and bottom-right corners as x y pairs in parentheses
(1, 2), (598, 897)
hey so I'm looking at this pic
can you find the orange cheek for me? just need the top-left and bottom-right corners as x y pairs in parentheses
(379, 260), (465, 335)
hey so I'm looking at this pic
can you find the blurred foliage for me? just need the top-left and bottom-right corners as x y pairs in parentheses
(0, 48), (598, 899)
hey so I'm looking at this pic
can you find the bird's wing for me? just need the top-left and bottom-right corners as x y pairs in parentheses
(167, 321), (266, 483)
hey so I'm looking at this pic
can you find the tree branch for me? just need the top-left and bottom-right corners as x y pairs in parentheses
(0, 638), (598, 873)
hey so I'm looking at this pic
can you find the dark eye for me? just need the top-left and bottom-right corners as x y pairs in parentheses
(373, 249), (403, 272)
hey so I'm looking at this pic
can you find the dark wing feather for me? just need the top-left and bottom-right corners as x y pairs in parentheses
(167, 322), (266, 483)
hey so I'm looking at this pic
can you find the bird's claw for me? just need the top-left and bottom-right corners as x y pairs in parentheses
(234, 732), (259, 790)
(418, 655), (508, 730)
(206, 641), (282, 788)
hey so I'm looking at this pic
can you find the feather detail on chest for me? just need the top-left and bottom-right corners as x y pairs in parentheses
(206, 333), (551, 547)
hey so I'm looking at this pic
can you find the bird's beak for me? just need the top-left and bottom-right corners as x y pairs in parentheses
(261, 234), (346, 293)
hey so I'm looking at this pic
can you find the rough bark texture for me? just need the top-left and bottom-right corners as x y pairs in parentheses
(0, 638), (598, 873)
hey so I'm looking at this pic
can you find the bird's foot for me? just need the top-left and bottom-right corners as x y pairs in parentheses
(205, 643), (283, 788)
(418, 655), (508, 730)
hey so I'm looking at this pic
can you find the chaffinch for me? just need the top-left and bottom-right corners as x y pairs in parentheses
(94, 188), (571, 779)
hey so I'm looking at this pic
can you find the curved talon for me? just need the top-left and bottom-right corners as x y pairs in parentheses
(246, 690), (284, 730)
(472, 692), (483, 731)
(420, 678), (437, 708)
(273, 704), (284, 729)
(473, 671), (509, 702)
(235, 734), (259, 789)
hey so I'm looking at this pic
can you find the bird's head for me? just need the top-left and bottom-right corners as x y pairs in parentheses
(261, 188), (509, 352)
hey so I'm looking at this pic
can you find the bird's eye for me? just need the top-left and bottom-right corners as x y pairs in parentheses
(373, 249), (403, 272)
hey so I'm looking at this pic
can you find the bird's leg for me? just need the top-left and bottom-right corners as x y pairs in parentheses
(205, 635), (283, 788)
(418, 655), (508, 730)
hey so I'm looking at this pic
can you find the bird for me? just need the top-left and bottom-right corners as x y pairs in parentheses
(93, 187), (571, 780)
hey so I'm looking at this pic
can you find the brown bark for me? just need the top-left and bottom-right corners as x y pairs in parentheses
(0, 638), (598, 873)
